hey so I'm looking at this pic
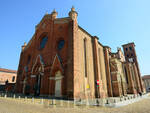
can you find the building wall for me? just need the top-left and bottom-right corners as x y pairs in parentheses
(142, 75), (150, 92)
(0, 71), (17, 85)
(0, 69), (17, 92)
(75, 28), (96, 99)
(104, 47), (113, 97)
(110, 58), (127, 97)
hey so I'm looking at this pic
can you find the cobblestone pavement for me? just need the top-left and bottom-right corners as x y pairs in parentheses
(0, 97), (150, 113)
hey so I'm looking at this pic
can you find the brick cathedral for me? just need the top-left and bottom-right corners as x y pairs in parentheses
(16, 7), (144, 100)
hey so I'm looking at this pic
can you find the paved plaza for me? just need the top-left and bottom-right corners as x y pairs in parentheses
(0, 96), (150, 113)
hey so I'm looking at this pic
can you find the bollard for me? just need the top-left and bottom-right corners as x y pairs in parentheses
(4, 94), (7, 98)
(96, 99), (99, 106)
(114, 99), (116, 103)
(106, 99), (109, 104)
(51, 99), (53, 105)
(73, 100), (77, 108)
(60, 100), (63, 107)
(53, 99), (56, 105)
(86, 100), (90, 108)
(124, 97), (126, 101)
(120, 97), (122, 101)
(32, 97), (34, 103)
(51, 99), (56, 108)
(40, 98), (44, 104)
(128, 97), (130, 100)
(53, 99), (56, 108)
(43, 99), (49, 108)
(67, 99), (70, 108)
(86, 100), (90, 106)
(13, 94), (15, 99)
(134, 95), (136, 98)
(25, 96), (27, 101)
(19, 96), (20, 100)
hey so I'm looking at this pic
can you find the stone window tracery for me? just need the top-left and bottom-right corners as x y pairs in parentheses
(84, 38), (87, 77)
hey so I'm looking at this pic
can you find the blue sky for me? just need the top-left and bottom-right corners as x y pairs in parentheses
(0, 0), (149, 75)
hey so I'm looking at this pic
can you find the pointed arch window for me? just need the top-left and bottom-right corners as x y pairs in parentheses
(84, 38), (87, 77)
(40, 36), (48, 49)
(58, 40), (65, 50)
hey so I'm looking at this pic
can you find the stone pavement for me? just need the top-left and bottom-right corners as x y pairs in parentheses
(0, 94), (150, 113)
(105, 93), (149, 107)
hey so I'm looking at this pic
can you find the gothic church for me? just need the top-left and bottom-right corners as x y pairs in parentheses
(16, 7), (144, 100)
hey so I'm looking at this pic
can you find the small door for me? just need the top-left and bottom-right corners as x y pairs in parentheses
(34, 74), (41, 96)
(55, 79), (61, 97)
(37, 74), (41, 95)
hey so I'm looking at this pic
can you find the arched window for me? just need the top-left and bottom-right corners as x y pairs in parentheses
(12, 76), (15, 82)
(129, 46), (132, 51)
(58, 40), (65, 50)
(40, 36), (48, 49)
(84, 38), (87, 77)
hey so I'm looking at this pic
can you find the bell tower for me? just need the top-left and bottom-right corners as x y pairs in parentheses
(122, 42), (137, 63)
(122, 42), (143, 92)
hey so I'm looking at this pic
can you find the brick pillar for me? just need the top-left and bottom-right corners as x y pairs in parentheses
(136, 63), (144, 92)
(92, 36), (100, 98)
(69, 8), (83, 99)
(104, 47), (113, 97)
(72, 19), (80, 99)
(133, 46), (144, 92)
(133, 63), (141, 93)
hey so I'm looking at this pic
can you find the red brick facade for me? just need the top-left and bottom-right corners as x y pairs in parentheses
(16, 7), (144, 100)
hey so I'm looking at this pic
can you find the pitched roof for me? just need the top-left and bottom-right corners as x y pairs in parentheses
(0, 68), (17, 73)
(142, 75), (150, 79)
